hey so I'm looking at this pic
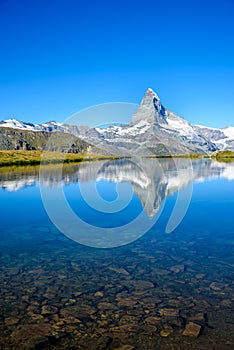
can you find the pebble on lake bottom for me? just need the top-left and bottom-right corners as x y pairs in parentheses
(0, 222), (234, 349)
(182, 322), (202, 337)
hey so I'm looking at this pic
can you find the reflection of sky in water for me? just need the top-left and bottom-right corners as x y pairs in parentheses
(0, 159), (233, 248)
(0, 159), (234, 347)
(0, 159), (234, 239)
(63, 181), (143, 228)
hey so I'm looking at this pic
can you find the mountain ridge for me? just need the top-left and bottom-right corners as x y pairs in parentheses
(0, 127), (101, 154)
(0, 88), (233, 155)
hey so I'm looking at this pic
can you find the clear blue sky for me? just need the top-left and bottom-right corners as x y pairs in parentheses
(0, 0), (234, 128)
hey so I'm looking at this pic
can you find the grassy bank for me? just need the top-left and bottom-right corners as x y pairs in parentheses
(145, 153), (205, 159)
(147, 151), (234, 161)
(210, 150), (234, 163)
(1, 150), (234, 167)
(0, 150), (117, 167)
(0, 150), (204, 166)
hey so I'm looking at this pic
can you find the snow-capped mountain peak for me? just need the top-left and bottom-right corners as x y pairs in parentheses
(0, 118), (64, 132)
(0, 118), (36, 130)
(0, 88), (233, 154)
(131, 88), (167, 125)
(146, 87), (160, 100)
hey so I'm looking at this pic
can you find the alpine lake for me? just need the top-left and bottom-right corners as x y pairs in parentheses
(0, 158), (233, 350)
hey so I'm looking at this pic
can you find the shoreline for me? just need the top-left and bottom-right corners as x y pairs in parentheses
(0, 150), (119, 167)
(0, 150), (234, 167)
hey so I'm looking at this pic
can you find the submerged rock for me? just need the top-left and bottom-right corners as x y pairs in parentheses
(160, 327), (174, 337)
(4, 317), (20, 326)
(144, 316), (161, 324)
(189, 313), (206, 322)
(97, 302), (114, 311)
(182, 322), (202, 337)
(108, 267), (130, 275)
(129, 280), (155, 291)
(119, 315), (139, 325)
(41, 305), (58, 315)
(23, 336), (49, 350)
(170, 264), (185, 273)
(112, 345), (135, 350)
(209, 282), (227, 291)
(159, 309), (180, 317)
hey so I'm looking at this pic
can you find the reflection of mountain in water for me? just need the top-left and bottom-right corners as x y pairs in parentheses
(94, 159), (234, 216)
(0, 159), (234, 216)
(0, 165), (81, 191)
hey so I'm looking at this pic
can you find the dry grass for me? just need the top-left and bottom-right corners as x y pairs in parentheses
(0, 150), (117, 167)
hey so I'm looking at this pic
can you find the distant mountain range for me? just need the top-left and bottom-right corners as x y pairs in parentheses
(0, 88), (233, 155)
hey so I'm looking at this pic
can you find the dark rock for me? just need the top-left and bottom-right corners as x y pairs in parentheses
(23, 336), (49, 350)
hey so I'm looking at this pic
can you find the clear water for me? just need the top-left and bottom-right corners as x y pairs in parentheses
(0, 159), (233, 349)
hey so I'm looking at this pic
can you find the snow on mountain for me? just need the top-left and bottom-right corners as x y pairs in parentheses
(96, 120), (152, 139)
(78, 88), (216, 156)
(165, 112), (199, 140)
(222, 126), (234, 139)
(0, 119), (37, 131)
(0, 88), (233, 154)
(0, 118), (64, 132)
(194, 124), (234, 150)
(131, 88), (167, 125)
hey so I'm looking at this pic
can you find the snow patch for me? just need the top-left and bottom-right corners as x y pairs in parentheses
(166, 118), (196, 138)
(195, 124), (220, 131)
(222, 126), (234, 139)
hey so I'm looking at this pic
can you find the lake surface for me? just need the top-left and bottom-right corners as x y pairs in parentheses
(0, 158), (233, 349)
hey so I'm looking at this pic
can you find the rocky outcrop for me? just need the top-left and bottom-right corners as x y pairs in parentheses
(0, 127), (98, 153)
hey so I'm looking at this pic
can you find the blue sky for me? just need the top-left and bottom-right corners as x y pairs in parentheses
(0, 0), (233, 128)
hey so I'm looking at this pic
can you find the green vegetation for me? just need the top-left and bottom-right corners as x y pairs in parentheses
(1, 149), (234, 167)
(145, 153), (204, 159)
(147, 151), (234, 162)
(0, 150), (117, 167)
(214, 150), (234, 158)
(212, 150), (234, 162)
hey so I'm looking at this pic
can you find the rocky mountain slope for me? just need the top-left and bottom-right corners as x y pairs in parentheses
(90, 89), (217, 155)
(194, 125), (234, 151)
(0, 127), (98, 154)
(0, 88), (233, 155)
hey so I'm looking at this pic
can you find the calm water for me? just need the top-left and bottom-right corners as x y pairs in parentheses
(0, 158), (233, 349)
